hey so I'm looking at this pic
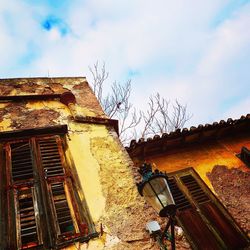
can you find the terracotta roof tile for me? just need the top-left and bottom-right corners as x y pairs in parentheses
(126, 114), (250, 155)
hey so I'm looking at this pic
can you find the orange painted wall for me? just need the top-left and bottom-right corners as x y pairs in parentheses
(144, 134), (250, 190)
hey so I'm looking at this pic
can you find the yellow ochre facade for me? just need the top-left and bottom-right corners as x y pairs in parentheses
(127, 115), (250, 248)
(146, 134), (250, 191)
(0, 77), (159, 250)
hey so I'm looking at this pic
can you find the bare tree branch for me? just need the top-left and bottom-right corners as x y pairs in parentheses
(88, 62), (141, 144)
(140, 95), (160, 138)
(166, 100), (192, 131)
(88, 62), (192, 146)
(135, 93), (192, 140)
(89, 61), (108, 105)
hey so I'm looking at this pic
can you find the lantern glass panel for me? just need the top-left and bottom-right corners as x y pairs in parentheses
(142, 177), (175, 215)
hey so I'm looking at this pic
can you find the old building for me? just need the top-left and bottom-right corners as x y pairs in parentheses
(0, 77), (160, 250)
(127, 116), (250, 249)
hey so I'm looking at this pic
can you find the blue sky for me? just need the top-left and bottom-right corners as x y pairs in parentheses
(0, 0), (250, 128)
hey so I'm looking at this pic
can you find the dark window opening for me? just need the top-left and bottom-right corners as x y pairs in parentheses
(237, 146), (250, 168)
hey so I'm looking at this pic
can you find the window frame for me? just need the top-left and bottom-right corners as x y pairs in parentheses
(0, 126), (98, 249)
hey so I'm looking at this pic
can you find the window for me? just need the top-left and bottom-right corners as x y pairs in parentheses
(0, 127), (97, 249)
(167, 168), (249, 249)
(237, 146), (250, 168)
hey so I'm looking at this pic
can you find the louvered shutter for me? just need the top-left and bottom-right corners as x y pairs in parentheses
(168, 176), (221, 249)
(10, 142), (34, 182)
(3, 133), (94, 249)
(170, 169), (249, 249)
(179, 173), (249, 249)
(7, 141), (43, 250)
(167, 178), (192, 211)
(37, 136), (87, 241)
(38, 138), (65, 178)
(200, 202), (249, 249)
(50, 182), (75, 234)
(15, 187), (42, 249)
(180, 175), (210, 204)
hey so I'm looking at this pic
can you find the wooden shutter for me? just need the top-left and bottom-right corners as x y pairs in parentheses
(200, 202), (249, 249)
(170, 168), (249, 249)
(180, 174), (248, 249)
(37, 136), (87, 242)
(10, 142), (34, 182)
(3, 134), (93, 249)
(177, 208), (222, 250)
(38, 138), (65, 178)
(167, 178), (192, 211)
(168, 175), (221, 249)
(15, 187), (42, 249)
(50, 182), (75, 234)
(6, 141), (43, 250)
(180, 175), (210, 204)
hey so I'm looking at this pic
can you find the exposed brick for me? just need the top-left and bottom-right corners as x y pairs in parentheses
(207, 165), (250, 235)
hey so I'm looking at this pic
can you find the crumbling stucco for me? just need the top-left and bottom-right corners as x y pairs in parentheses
(89, 131), (158, 248)
(0, 77), (106, 118)
(0, 77), (192, 249)
(62, 125), (165, 250)
(72, 82), (105, 117)
(0, 102), (62, 130)
(207, 165), (250, 235)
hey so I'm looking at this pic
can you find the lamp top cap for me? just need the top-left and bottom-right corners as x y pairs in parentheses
(138, 163), (168, 180)
(138, 163), (153, 176)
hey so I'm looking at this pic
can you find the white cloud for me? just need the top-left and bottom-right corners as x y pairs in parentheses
(0, 0), (249, 128)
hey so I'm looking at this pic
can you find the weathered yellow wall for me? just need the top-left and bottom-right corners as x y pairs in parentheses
(65, 124), (161, 250)
(0, 78), (160, 250)
(143, 135), (250, 192)
(129, 134), (250, 238)
(67, 131), (106, 223)
(145, 137), (250, 190)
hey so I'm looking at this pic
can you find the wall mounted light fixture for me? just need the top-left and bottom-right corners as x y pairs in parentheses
(137, 163), (176, 250)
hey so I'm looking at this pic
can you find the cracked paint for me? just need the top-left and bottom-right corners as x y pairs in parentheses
(0, 77), (161, 250)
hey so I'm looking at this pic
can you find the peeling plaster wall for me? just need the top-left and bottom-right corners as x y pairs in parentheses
(144, 136), (250, 190)
(64, 127), (160, 250)
(207, 165), (250, 236)
(66, 129), (160, 250)
(143, 135), (250, 237)
(0, 77), (106, 120)
(0, 78), (160, 250)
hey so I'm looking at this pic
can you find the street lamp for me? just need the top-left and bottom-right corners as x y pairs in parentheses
(137, 163), (176, 250)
